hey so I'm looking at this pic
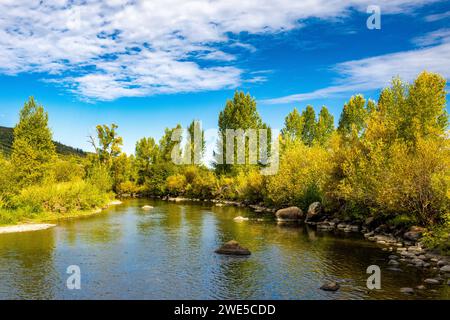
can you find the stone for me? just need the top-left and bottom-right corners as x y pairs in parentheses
(417, 255), (427, 260)
(233, 216), (249, 222)
(424, 278), (440, 285)
(439, 265), (450, 273)
(389, 255), (398, 260)
(320, 281), (340, 292)
(437, 260), (447, 267)
(142, 205), (153, 210)
(400, 287), (414, 294)
(215, 240), (251, 256)
(404, 226), (426, 242)
(306, 202), (323, 222)
(416, 285), (426, 290)
(388, 259), (400, 266)
(275, 207), (303, 221)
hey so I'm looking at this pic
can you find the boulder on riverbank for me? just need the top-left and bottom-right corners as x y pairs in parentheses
(306, 202), (323, 222)
(320, 281), (340, 292)
(404, 226), (426, 242)
(215, 240), (251, 255)
(275, 207), (303, 221)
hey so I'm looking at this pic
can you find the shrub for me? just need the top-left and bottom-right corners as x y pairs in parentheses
(12, 181), (111, 213)
(166, 174), (186, 195)
(265, 142), (331, 211)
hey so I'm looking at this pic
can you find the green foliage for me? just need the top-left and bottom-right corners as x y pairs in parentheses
(338, 94), (367, 136)
(265, 141), (332, 211)
(216, 91), (269, 173)
(281, 107), (304, 142)
(301, 105), (316, 146)
(12, 180), (111, 214)
(422, 213), (450, 254)
(0, 126), (85, 157)
(315, 106), (335, 146)
(12, 97), (56, 186)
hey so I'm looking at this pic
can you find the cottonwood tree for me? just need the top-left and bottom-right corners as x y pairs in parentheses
(12, 97), (56, 186)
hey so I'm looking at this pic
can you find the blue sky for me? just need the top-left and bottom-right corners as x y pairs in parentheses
(0, 0), (449, 154)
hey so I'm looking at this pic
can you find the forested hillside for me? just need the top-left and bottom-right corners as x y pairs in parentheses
(0, 126), (85, 157)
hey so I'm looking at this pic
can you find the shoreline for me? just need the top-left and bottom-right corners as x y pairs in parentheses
(0, 199), (123, 234)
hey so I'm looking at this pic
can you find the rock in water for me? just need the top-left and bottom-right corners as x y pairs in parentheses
(142, 205), (153, 210)
(320, 281), (340, 292)
(424, 278), (440, 285)
(233, 216), (249, 222)
(215, 240), (251, 256)
(306, 202), (323, 222)
(400, 287), (414, 295)
(275, 207), (303, 221)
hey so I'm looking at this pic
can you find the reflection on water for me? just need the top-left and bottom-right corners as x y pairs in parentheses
(0, 199), (448, 299)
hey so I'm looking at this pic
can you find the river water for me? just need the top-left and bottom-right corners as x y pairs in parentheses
(0, 199), (448, 299)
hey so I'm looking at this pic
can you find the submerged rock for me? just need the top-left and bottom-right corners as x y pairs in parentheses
(320, 281), (340, 292)
(275, 207), (303, 221)
(142, 205), (153, 210)
(215, 240), (251, 256)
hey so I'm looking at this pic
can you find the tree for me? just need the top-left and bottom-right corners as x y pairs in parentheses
(187, 119), (205, 165)
(338, 94), (367, 136)
(216, 91), (269, 173)
(12, 97), (56, 186)
(315, 106), (334, 146)
(406, 71), (448, 141)
(281, 107), (304, 142)
(135, 137), (159, 184)
(90, 124), (123, 166)
(159, 124), (183, 163)
(301, 105), (316, 146)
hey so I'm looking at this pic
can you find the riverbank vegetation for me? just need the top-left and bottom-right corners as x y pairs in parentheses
(0, 71), (448, 252)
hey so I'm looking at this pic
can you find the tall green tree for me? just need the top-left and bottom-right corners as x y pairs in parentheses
(159, 124), (183, 163)
(281, 107), (304, 142)
(338, 94), (367, 136)
(301, 105), (316, 146)
(135, 137), (159, 183)
(407, 71), (448, 140)
(216, 91), (269, 173)
(90, 124), (123, 166)
(187, 120), (205, 165)
(315, 106), (335, 146)
(12, 97), (56, 185)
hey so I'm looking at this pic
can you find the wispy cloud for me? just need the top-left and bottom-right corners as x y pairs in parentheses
(425, 10), (450, 21)
(0, 0), (442, 100)
(262, 30), (450, 105)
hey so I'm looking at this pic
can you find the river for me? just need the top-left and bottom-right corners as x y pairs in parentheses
(0, 199), (448, 299)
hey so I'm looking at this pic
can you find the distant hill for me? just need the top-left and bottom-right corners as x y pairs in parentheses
(0, 126), (86, 157)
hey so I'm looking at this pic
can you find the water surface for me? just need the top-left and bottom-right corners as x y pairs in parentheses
(0, 199), (448, 299)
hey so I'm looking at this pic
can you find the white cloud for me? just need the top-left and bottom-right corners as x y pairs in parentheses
(0, 0), (442, 100)
(425, 10), (450, 22)
(263, 32), (450, 104)
(413, 28), (450, 46)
